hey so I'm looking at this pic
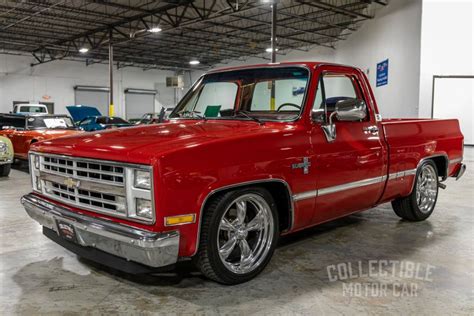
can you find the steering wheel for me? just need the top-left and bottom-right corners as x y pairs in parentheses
(277, 103), (301, 112)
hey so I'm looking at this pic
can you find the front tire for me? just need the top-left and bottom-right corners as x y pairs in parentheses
(196, 187), (279, 284)
(0, 164), (11, 177)
(392, 160), (439, 221)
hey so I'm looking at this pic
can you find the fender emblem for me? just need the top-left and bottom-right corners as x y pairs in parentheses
(64, 177), (80, 189)
(292, 157), (311, 175)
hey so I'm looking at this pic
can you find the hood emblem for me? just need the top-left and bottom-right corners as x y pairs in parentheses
(292, 157), (311, 175)
(64, 177), (80, 189)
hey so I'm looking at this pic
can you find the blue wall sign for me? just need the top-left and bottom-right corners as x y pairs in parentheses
(376, 59), (389, 87)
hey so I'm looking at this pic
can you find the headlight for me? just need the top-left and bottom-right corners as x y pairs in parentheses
(34, 155), (40, 169)
(29, 153), (41, 192)
(134, 170), (151, 189)
(136, 198), (153, 219)
(0, 142), (6, 153)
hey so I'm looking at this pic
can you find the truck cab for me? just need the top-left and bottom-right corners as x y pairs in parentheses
(13, 103), (49, 115)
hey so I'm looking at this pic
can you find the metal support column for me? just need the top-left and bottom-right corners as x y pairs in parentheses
(108, 32), (114, 116)
(271, 2), (277, 63)
(270, 1), (277, 111)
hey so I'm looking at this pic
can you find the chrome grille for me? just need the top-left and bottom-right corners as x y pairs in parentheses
(43, 179), (126, 215)
(42, 156), (124, 185)
(32, 153), (154, 223)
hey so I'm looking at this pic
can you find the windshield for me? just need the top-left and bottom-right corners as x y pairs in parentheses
(170, 67), (309, 121)
(27, 116), (75, 129)
(19, 105), (46, 113)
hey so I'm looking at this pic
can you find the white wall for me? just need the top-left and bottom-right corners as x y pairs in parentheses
(214, 0), (423, 119)
(418, 0), (473, 117)
(0, 54), (195, 117)
(334, 0), (422, 118)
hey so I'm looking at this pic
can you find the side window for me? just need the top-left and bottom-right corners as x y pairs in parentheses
(312, 73), (367, 122)
(323, 75), (358, 112)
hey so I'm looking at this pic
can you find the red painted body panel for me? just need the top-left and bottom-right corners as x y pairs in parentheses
(28, 62), (465, 258)
(0, 129), (82, 160)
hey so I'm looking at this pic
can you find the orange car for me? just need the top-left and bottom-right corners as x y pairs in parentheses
(0, 114), (82, 160)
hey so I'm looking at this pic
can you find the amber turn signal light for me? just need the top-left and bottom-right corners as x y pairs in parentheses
(164, 214), (196, 226)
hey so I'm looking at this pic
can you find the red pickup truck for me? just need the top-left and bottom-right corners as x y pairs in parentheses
(22, 62), (466, 284)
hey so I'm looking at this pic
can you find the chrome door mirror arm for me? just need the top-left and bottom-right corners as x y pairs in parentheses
(321, 112), (337, 142)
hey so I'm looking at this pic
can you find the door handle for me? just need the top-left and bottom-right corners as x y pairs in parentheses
(363, 126), (379, 134)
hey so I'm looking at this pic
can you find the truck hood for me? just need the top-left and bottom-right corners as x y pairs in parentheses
(31, 120), (277, 164)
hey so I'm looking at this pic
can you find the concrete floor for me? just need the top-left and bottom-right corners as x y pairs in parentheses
(1, 149), (473, 315)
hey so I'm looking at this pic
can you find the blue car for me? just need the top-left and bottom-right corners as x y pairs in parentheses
(67, 105), (132, 132)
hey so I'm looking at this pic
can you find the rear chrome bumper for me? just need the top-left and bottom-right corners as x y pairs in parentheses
(21, 193), (179, 268)
(454, 163), (466, 181)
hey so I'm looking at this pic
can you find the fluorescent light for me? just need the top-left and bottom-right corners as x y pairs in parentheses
(189, 60), (200, 65)
(148, 27), (162, 33)
(79, 47), (89, 53)
(266, 47), (279, 53)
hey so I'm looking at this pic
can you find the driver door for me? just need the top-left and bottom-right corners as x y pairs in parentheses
(311, 66), (387, 223)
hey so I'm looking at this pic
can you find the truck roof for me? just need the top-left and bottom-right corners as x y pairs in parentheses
(208, 61), (359, 74)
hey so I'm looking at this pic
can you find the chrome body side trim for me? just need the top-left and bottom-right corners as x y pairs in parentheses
(292, 169), (422, 202)
(293, 190), (318, 202)
(318, 175), (387, 196)
(21, 193), (179, 268)
(192, 178), (294, 257)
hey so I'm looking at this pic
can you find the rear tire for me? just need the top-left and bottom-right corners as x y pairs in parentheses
(196, 187), (279, 285)
(0, 164), (11, 177)
(391, 160), (439, 221)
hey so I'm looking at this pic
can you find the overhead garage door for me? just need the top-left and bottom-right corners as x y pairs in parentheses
(125, 89), (156, 120)
(74, 86), (109, 116)
(432, 76), (473, 145)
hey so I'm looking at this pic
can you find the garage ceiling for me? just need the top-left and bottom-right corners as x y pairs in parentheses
(0, 0), (387, 71)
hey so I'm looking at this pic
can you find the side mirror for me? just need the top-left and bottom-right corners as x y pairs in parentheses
(321, 99), (367, 142)
(335, 99), (367, 121)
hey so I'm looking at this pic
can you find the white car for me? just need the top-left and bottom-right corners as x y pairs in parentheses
(13, 103), (49, 115)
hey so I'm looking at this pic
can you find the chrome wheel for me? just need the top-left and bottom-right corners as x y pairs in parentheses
(217, 193), (275, 274)
(416, 164), (438, 213)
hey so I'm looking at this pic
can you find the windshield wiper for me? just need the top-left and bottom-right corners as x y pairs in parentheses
(235, 111), (264, 125)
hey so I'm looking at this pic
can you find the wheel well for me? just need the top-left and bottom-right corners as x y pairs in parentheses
(30, 139), (38, 144)
(428, 156), (448, 179)
(203, 181), (292, 232)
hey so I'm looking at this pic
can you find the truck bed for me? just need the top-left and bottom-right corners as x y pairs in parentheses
(378, 118), (464, 203)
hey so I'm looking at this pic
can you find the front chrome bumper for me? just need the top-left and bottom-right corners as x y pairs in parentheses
(0, 157), (13, 165)
(21, 193), (179, 268)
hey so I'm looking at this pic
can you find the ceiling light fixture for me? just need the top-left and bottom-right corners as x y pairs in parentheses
(265, 47), (279, 53)
(189, 60), (200, 65)
(148, 27), (162, 33)
(79, 47), (89, 53)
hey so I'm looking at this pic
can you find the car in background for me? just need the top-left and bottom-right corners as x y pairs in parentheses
(0, 135), (14, 177)
(130, 112), (162, 125)
(130, 108), (175, 125)
(0, 114), (82, 160)
(13, 103), (49, 115)
(77, 116), (132, 131)
(66, 105), (132, 131)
